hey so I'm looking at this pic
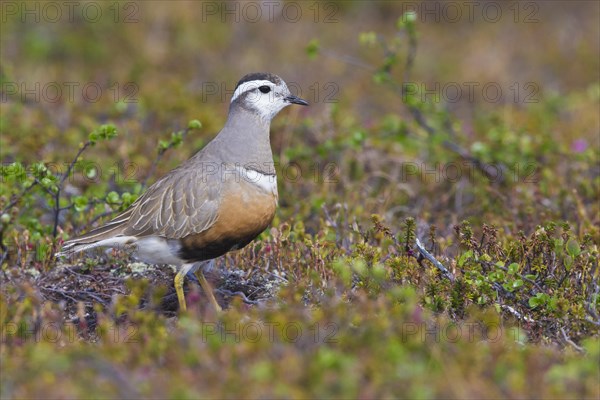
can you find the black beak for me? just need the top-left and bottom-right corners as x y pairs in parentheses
(284, 95), (309, 106)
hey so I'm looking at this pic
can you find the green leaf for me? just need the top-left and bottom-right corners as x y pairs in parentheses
(397, 11), (417, 29)
(564, 255), (573, 270)
(106, 191), (120, 204)
(85, 166), (97, 179)
(40, 177), (53, 188)
(458, 250), (473, 268)
(158, 140), (170, 151)
(90, 124), (118, 143)
(359, 32), (377, 46)
(88, 131), (98, 143)
(188, 119), (202, 130)
(73, 196), (88, 212)
(305, 39), (320, 60)
(508, 263), (519, 275)
(98, 124), (118, 140)
(529, 293), (549, 309)
(0, 213), (10, 224)
(171, 131), (183, 147)
(1, 162), (24, 181)
(528, 296), (543, 308)
(512, 279), (524, 289)
(372, 71), (389, 85)
(553, 238), (564, 255)
(121, 192), (133, 206)
(566, 238), (581, 257)
(471, 141), (489, 156)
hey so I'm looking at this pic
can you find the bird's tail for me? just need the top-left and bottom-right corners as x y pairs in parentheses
(56, 213), (133, 258)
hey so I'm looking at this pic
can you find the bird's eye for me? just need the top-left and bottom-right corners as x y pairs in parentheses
(258, 86), (271, 94)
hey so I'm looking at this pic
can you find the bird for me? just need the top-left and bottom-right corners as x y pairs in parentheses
(58, 72), (308, 312)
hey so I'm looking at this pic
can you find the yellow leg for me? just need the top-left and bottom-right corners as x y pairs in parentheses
(174, 270), (187, 311)
(195, 270), (222, 313)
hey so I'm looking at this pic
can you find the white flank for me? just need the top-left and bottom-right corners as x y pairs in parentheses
(237, 166), (278, 195)
(132, 236), (183, 266)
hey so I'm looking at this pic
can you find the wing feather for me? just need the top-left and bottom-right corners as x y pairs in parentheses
(62, 161), (223, 250)
(123, 168), (221, 239)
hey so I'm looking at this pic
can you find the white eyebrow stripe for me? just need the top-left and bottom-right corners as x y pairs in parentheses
(230, 80), (274, 103)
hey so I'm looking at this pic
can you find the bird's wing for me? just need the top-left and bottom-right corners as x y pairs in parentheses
(61, 163), (222, 250)
(124, 167), (221, 238)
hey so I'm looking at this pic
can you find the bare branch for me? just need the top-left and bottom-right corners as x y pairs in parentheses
(415, 237), (454, 282)
(560, 328), (585, 353)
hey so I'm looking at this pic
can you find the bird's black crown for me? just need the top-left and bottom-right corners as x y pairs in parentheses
(235, 72), (281, 89)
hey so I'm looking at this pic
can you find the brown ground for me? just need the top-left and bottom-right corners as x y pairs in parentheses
(3, 256), (281, 328)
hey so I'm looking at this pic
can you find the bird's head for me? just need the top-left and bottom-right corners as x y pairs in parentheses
(230, 72), (308, 121)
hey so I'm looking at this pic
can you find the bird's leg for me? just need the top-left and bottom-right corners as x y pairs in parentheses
(195, 260), (222, 313)
(175, 263), (196, 312)
(185, 270), (200, 285)
(174, 269), (187, 311)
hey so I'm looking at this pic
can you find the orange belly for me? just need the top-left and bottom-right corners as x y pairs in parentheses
(177, 179), (277, 261)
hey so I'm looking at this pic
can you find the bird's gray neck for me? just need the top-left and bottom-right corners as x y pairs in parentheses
(212, 106), (275, 175)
